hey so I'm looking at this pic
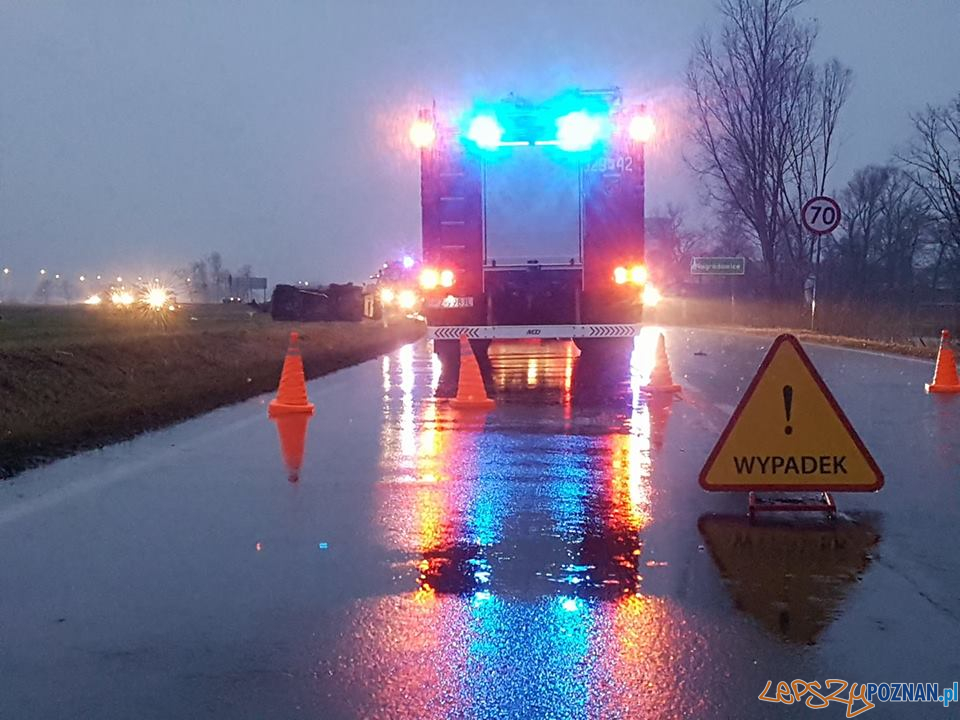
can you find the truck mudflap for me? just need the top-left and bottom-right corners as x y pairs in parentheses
(428, 323), (642, 340)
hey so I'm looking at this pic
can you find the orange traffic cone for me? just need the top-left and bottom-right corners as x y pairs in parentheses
(268, 332), (316, 415)
(450, 336), (495, 410)
(273, 412), (311, 482)
(645, 333), (682, 394)
(926, 329), (960, 394)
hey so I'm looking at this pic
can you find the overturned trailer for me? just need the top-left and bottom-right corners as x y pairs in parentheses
(270, 283), (364, 322)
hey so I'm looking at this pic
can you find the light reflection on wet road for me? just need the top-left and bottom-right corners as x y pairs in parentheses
(1, 328), (959, 719)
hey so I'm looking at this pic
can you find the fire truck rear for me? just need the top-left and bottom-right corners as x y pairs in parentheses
(409, 89), (655, 392)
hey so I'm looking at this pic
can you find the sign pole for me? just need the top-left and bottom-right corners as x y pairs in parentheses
(729, 275), (735, 324)
(810, 232), (821, 330)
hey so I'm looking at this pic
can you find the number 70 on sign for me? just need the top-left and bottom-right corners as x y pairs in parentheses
(802, 195), (842, 235)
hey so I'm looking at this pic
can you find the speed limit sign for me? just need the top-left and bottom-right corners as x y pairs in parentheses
(802, 195), (841, 235)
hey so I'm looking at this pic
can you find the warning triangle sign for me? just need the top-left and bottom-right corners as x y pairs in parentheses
(700, 334), (883, 492)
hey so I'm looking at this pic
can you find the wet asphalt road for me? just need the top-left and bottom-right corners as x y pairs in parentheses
(1, 327), (959, 719)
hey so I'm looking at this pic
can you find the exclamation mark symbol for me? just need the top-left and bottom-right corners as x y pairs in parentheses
(783, 385), (793, 436)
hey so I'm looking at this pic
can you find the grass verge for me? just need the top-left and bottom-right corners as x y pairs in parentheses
(0, 305), (424, 478)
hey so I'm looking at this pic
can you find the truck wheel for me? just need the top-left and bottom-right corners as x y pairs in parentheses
(468, 339), (496, 397)
(434, 339), (461, 398)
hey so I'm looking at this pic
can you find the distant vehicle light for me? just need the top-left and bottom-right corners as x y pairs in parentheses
(144, 287), (169, 310)
(613, 266), (628, 285)
(439, 269), (455, 288)
(556, 111), (602, 151)
(168, 304), (177, 312)
(630, 265), (648, 285)
(642, 284), (662, 307)
(419, 268), (440, 290)
(397, 289), (417, 310)
(380, 287), (396, 305)
(409, 119), (436, 149)
(83, 294), (102, 305)
(402, 255), (415, 269)
(111, 291), (134, 306)
(628, 114), (655, 143)
(467, 115), (504, 150)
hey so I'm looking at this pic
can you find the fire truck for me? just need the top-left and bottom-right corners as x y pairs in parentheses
(362, 257), (422, 320)
(410, 89), (655, 392)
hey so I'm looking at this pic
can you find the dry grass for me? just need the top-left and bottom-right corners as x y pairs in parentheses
(647, 296), (947, 358)
(696, 326), (940, 359)
(0, 304), (424, 477)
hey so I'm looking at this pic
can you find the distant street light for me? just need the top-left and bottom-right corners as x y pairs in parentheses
(54, 274), (60, 279)
(79, 275), (86, 282)
(40, 269), (47, 275)
(96, 274), (102, 280)
(2, 267), (9, 275)
(116, 276), (123, 283)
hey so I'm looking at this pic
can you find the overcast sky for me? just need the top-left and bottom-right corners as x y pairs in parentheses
(1, 0), (958, 294)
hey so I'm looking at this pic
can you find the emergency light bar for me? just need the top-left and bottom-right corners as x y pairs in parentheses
(409, 89), (654, 154)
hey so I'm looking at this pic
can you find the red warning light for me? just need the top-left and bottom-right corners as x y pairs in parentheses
(409, 119), (436, 149)
(628, 115), (655, 143)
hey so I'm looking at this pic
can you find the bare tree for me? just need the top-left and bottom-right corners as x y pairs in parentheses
(190, 259), (210, 301)
(234, 263), (253, 301)
(686, 0), (850, 297)
(835, 165), (890, 295)
(876, 169), (930, 295)
(829, 165), (930, 300)
(898, 94), (960, 296)
(207, 252), (227, 300)
(781, 59), (852, 287)
(177, 253), (258, 302)
(59, 277), (76, 303)
(656, 204), (705, 262)
(711, 208), (757, 258)
(33, 278), (52, 304)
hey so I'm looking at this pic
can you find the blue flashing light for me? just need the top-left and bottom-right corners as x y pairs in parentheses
(560, 597), (580, 613)
(459, 91), (618, 159)
(467, 115), (504, 150)
(556, 111), (603, 152)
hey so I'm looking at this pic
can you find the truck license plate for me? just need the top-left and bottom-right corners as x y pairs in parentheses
(427, 295), (473, 309)
(428, 296), (474, 309)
